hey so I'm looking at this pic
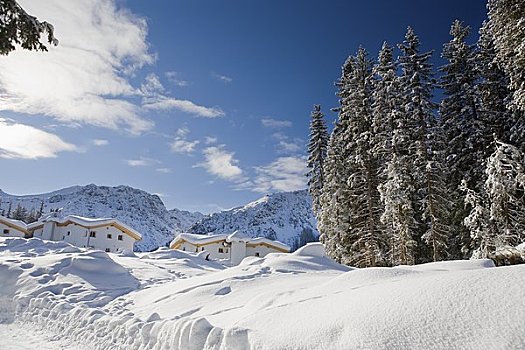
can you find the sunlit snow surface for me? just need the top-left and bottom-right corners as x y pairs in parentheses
(0, 237), (524, 349)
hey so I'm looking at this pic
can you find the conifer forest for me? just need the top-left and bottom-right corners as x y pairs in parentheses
(307, 0), (525, 267)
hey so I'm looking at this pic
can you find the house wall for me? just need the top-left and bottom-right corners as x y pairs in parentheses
(32, 222), (135, 252)
(230, 241), (247, 265)
(178, 241), (231, 261)
(246, 244), (283, 258)
(0, 222), (27, 238)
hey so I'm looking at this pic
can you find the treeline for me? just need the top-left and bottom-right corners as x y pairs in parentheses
(0, 199), (44, 224)
(307, 0), (525, 267)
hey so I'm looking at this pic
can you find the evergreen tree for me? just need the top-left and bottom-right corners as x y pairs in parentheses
(397, 26), (452, 263)
(439, 21), (486, 258)
(372, 42), (411, 265)
(486, 0), (525, 112)
(306, 104), (329, 216)
(339, 47), (384, 267)
(0, 0), (58, 55)
(6, 201), (12, 218)
(464, 141), (525, 258)
(37, 200), (44, 220)
(318, 56), (354, 264)
(476, 21), (514, 144)
(11, 203), (27, 221)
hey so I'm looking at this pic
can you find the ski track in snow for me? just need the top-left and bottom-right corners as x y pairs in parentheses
(0, 237), (524, 349)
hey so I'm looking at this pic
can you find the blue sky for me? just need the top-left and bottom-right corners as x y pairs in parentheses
(0, 0), (487, 213)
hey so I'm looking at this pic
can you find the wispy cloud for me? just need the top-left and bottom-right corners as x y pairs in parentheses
(250, 156), (307, 193)
(0, 118), (77, 159)
(156, 167), (172, 173)
(92, 139), (109, 146)
(205, 136), (218, 145)
(278, 140), (303, 153)
(170, 127), (200, 154)
(126, 157), (159, 167)
(165, 71), (189, 87)
(144, 96), (224, 118)
(141, 73), (225, 118)
(197, 145), (243, 181)
(261, 118), (292, 128)
(211, 72), (233, 83)
(0, 0), (154, 135)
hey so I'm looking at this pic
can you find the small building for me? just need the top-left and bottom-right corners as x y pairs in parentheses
(28, 214), (141, 253)
(170, 231), (290, 265)
(0, 215), (30, 238)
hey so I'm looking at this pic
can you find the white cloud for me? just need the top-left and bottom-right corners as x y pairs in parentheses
(211, 72), (232, 83)
(261, 118), (292, 128)
(156, 167), (172, 174)
(250, 156), (307, 193)
(0, 118), (77, 159)
(171, 139), (200, 154)
(92, 139), (109, 146)
(205, 136), (218, 145)
(126, 157), (159, 167)
(143, 96), (225, 118)
(165, 71), (189, 87)
(0, 0), (154, 135)
(170, 127), (199, 154)
(140, 73), (224, 118)
(197, 145), (243, 180)
(278, 140), (302, 154)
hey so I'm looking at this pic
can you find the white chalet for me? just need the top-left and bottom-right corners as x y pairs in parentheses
(170, 231), (290, 265)
(0, 215), (30, 238)
(28, 214), (141, 253)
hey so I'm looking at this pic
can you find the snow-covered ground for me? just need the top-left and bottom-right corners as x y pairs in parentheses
(0, 237), (523, 349)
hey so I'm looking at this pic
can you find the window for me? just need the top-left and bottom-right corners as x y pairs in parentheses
(89, 231), (96, 238)
(255, 252), (260, 257)
(107, 234), (112, 239)
(3, 229), (9, 234)
(201, 247), (205, 251)
(117, 235), (123, 241)
(67, 231), (70, 236)
(218, 248), (224, 253)
(182, 247), (186, 251)
(226, 249), (229, 253)
(105, 248), (111, 252)
(195, 247), (198, 252)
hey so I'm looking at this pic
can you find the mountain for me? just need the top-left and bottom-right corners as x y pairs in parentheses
(0, 184), (203, 251)
(189, 190), (319, 250)
(0, 185), (318, 252)
(169, 208), (205, 231)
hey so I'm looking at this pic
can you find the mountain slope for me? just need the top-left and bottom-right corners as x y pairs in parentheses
(0, 184), (203, 251)
(189, 190), (318, 250)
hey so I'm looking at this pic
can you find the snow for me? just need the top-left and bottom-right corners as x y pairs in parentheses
(1, 237), (524, 349)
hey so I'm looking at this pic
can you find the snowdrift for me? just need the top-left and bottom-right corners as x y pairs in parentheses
(0, 238), (524, 349)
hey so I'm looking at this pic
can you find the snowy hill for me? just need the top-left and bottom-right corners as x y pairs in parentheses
(189, 190), (318, 250)
(0, 185), (203, 251)
(1, 238), (524, 349)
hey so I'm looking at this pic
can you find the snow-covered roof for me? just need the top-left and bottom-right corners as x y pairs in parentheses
(0, 215), (28, 232)
(247, 237), (290, 252)
(28, 215), (142, 240)
(170, 233), (229, 248)
(170, 232), (290, 252)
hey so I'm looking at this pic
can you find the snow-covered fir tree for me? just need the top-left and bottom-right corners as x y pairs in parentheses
(372, 42), (414, 266)
(440, 20), (485, 191)
(397, 26), (452, 263)
(464, 141), (525, 258)
(339, 47), (385, 267)
(439, 21), (487, 258)
(476, 21), (514, 144)
(318, 56), (354, 264)
(486, 0), (525, 113)
(306, 104), (329, 216)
